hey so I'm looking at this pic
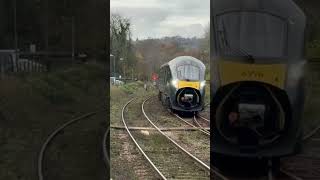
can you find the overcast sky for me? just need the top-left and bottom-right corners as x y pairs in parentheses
(110, 0), (210, 40)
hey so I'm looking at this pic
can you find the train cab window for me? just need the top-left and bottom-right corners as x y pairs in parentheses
(177, 64), (200, 81)
(159, 69), (163, 83)
(166, 68), (172, 82)
(160, 68), (166, 84)
(216, 11), (287, 58)
(164, 66), (171, 83)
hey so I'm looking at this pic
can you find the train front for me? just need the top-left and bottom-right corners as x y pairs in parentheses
(211, 0), (306, 159)
(169, 57), (206, 113)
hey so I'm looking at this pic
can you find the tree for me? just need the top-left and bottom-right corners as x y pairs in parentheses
(200, 23), (210, 79)
(110, 13), (135, 77)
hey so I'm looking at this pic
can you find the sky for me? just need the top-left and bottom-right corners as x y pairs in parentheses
(110, 0), (210, 40)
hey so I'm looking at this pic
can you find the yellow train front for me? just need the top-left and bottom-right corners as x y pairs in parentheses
(158, 56), (206, 113)
(211, 0), (306, 168)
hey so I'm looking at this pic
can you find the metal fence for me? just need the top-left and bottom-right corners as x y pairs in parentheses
(0, 50), (85, 78)
(0, 51), (47, 77)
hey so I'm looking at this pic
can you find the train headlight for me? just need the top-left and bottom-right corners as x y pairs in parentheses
(286, 62), (306, 88)
(171, 80), (178, 89)
(200, 81), (206, 88)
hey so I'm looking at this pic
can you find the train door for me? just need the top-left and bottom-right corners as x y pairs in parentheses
(159, 68), (163, 91)
(164, 66), (172, 107)
(165, 66), (172, 93)
(159, 66), (168, 102)
(158, 68), (164, 101)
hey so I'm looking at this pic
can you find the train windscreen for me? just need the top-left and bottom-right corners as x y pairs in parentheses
(216, 11), (287, 58)
(177, 64), (200, 81)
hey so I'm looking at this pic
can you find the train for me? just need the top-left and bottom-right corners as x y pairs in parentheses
(158, 56), (206, 113)
(211, 0), (306, 170)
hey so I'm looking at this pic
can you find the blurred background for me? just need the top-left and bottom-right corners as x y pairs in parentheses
(110, 0), (210, 82)
(0, 0), (109, 179)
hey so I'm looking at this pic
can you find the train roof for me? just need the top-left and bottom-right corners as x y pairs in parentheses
(212, 0), (305, 21)
(160, 56), (205, 69)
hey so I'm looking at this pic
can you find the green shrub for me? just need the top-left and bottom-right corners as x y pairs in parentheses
(120, 82), (142, 94)
(24, 63), (106, 105)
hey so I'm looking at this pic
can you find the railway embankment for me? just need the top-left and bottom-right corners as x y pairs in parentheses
(0, 62), (106, 180)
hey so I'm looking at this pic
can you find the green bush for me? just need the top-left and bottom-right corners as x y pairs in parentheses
(24, 63), (105, 105)
(120, 82), (142, 94)
(28, 75), (75, 105)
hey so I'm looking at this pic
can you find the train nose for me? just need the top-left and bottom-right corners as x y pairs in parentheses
(216, 83), (287, 147)
(181, 94), (194, 102)
(176, 88), (201, 108)
(238, 104), (266, 127)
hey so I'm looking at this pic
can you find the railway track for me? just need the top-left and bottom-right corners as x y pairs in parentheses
(145, 97), (211, 164)
(152, 96), (318, 179)
(279, 120), (320, 180)
(212, 160), (303, 180)
(37, 109), (107, 180)
(172, 113), (210, 136)
(231, 117), (320, 180)
(102, 126), (110, 169)
(143, 96), (232, 180)
(193, 115), (210, 134)
(121, 97), (212, 179)
(192, 106), (306, 179)
(198, 114), (210, 122)
(119, 94), (320, 179)
(114, 95), (320, 180)
(142, 97), (210, 170)
(121, 98), (165, 179)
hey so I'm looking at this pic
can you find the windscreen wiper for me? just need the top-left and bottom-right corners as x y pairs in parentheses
(237, 48), (255, 63)
(218, 20), (255, 63)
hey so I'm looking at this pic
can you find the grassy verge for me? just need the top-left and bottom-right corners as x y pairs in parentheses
(0, 62), (106, 180)
(110, 81), (156, 179)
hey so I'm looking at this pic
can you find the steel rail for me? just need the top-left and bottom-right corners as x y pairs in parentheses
(102, 126), (110, 168)
(279, 168), (303, 180)
(142, 96), (230, 180)
(110, 125), (210, 131)
(173, 113), (210, 136)
(193, 116), (210, 134)
(198, 114), (210, 122)
(121, 98), (167, 180)
(303, 123), (320, 141)
(37, 109), (105, 180)
(273, 119), (320, 180)
(278, 120), (320, 180)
